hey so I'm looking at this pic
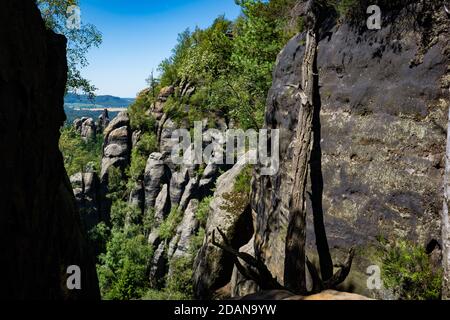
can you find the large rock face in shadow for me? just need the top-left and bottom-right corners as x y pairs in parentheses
(0, 0), (100, 299)
(252, 2), (449, 298)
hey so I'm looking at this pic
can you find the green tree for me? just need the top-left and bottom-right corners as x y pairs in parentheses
(97, 226), (153, 300)
(36, 0), (102, 96)
(59, 126), (103, 176)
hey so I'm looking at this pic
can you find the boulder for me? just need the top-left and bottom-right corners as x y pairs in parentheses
(158, 85), (175, 101)
(80, 118), (96, 141)
(193, 153), (254, 299)
(144, 153), (170, 209)
(169, 168), (190, 208)
(230, 237), (259, 298)
(149, 242), (168, 289)
(168, 199), (200, 260)
(70, 172), (102, 232)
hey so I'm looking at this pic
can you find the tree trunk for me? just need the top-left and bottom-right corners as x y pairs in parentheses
(443, 104), (450, 300)
(284, 2), (319, 293)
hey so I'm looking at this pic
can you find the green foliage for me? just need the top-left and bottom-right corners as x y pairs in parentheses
(153, 0), (300, 130)
(159, 207), (183, 241)
(129, 92), (157, 131)
(59, 126), (103, 176)
(87, 222), (110, 258)
(37, 0), (102, 95)
(381, 241), (442, 300)
(142, 289), (191, 300)
(191, 227), (206, 254)
(234, 165), (253, 194)
(97, 226), (153, 300)
(166, 257), (195, 299)
(136, 132), (158, 155)
(107, 166), (128, 202)
(128, 149), (147, 182)
(110, 200), (142, 230)
(221, 165), (253, 216)
(196, 197), (212, 227)
(143, 208), (156, 236)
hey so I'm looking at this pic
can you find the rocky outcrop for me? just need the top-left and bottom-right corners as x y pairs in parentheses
(73, 117), (97, 141)
(193, 155), (254, 299)
(0, 0), (99, 299)
(70, 172), (102, 231)
(97, 109), (110, 133)
(230, 237), (259, 298)
(168, 199), (200, 262)
(144, 153), (171, 210)
(251, 1), (450, 298)
(100, 111), (132, 182)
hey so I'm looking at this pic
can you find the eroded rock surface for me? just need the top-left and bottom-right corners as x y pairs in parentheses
(251, 2), (450, 298)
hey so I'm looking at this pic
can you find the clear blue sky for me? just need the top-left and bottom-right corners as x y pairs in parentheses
(79, 0), (242, 98)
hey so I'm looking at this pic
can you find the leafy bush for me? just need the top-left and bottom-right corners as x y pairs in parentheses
(59, 126), (103, 176)
(382, 241), (442, 300)
(97, 226), (153, 300)
(158, 207), (183, 241)
(107, 166), (128, 202)
(129, 92), (157, 131)
(128, 149), (147, 182)
(196, 197), (212, 227)
(87, 222), (110, 258)
(166, 257), (195, 299)
(110, 200), (142, 230)
(234, 165), (253, 194)
(136, 132), (158, 156)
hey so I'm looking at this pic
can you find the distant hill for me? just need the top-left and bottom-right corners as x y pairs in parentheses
(64, 93), (135, 124)
(65, 93), (135, 108)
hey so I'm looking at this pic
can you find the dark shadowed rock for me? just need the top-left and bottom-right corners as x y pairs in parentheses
(149, 242), (168, 289)
(169, 168), (190, 208)
(70, 172), (102, 232)
(251, 2), (450, 298)
(0, 0), (99, 299)
(230, 237), (259, 298)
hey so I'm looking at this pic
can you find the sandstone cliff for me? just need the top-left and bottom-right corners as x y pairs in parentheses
(250, 0), (450, 298)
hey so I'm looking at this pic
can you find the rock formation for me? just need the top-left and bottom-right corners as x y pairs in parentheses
(73, 117), (97, 141)
(250, 0), (450, 298)
(193, 154), (254, 299)
(0, 0), (99, 299)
